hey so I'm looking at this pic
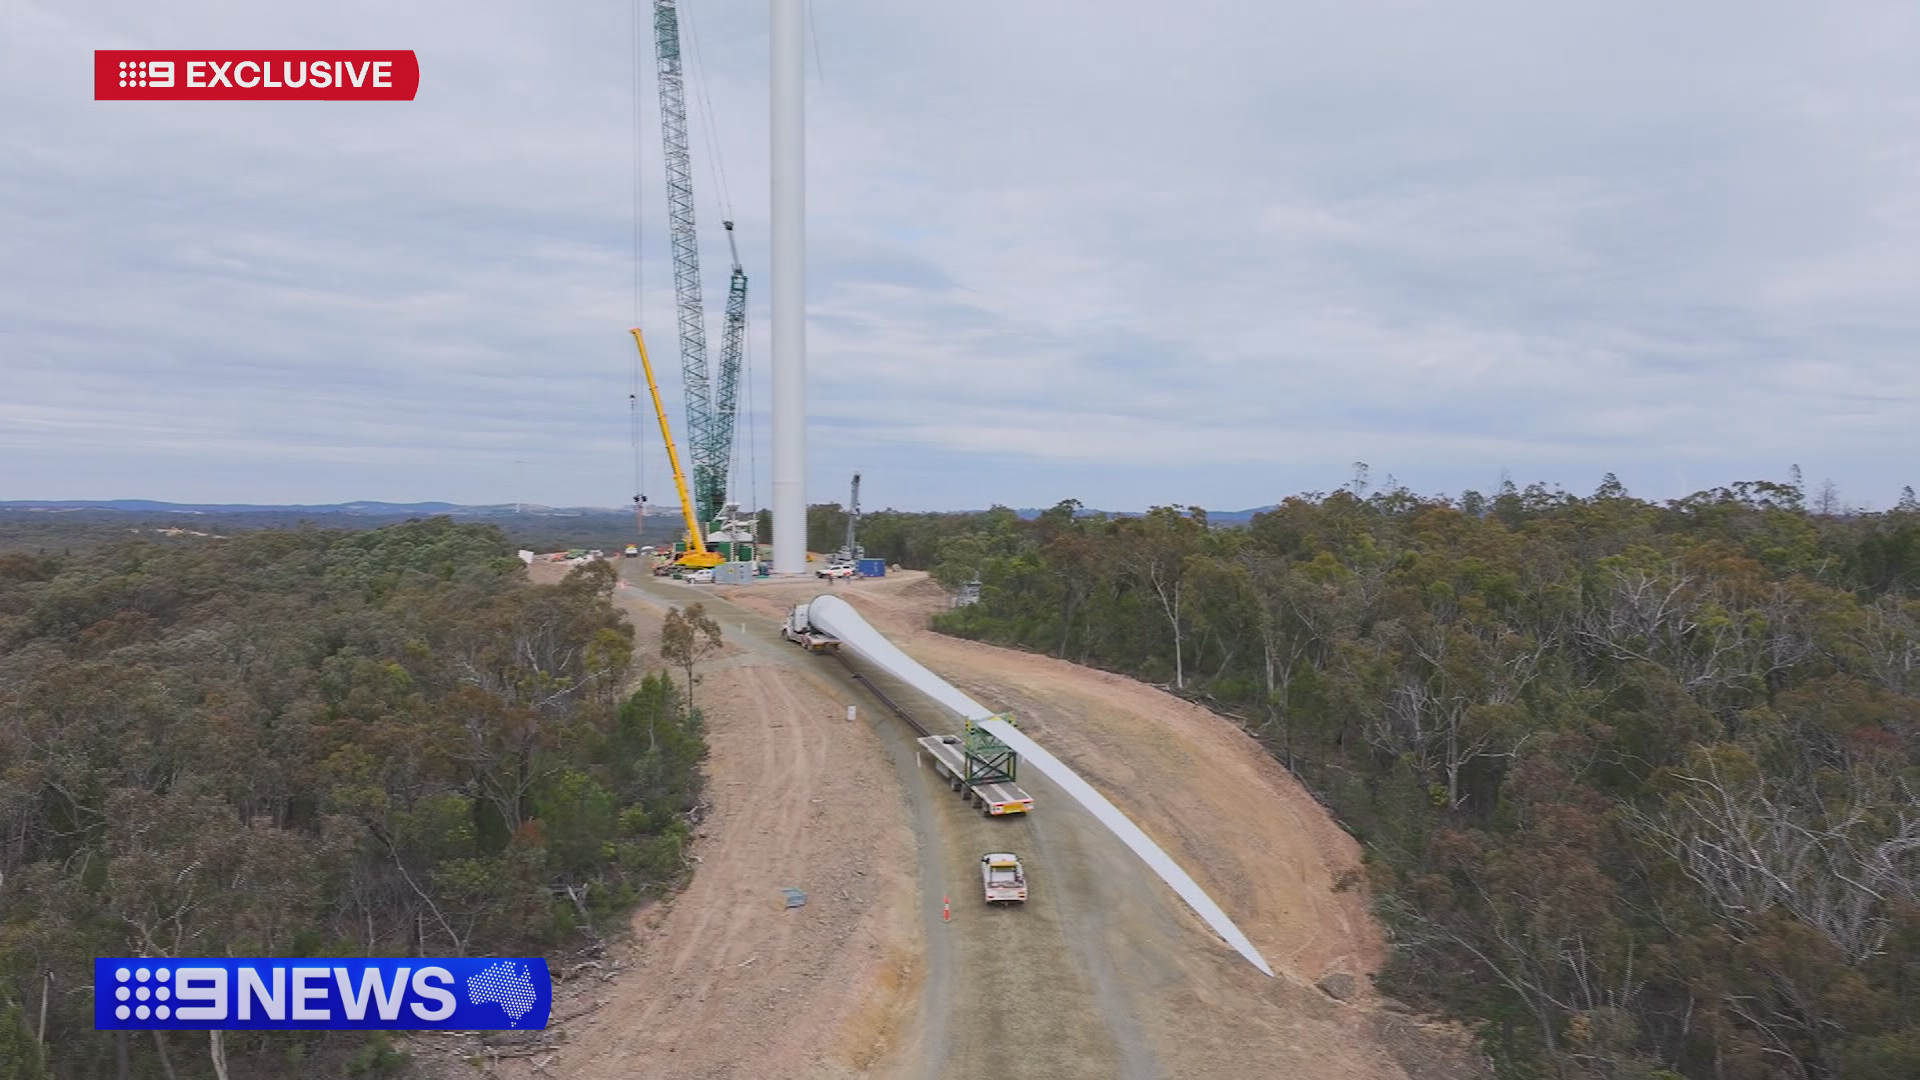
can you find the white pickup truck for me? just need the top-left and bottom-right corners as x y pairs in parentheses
(816, 563), (855, 580)
(981, 852), (1027, 904)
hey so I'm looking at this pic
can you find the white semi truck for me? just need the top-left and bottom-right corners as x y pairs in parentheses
(780, 602), (843, 653)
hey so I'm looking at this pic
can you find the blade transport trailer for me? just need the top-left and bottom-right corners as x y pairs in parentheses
(782, 600), (1034, 815)
(793, 593), (1276, 975)
(919, 721), (1033, 816)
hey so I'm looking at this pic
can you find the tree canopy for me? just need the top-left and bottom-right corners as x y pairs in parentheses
(903, 475), (1920, 1080)
(0, 518), (706, 1079)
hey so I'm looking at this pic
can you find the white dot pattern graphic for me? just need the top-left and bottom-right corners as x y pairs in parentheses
(465, 962), (539, 1026)
(109, 963), (173, 1025)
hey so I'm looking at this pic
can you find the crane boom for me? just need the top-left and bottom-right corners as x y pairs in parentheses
(845, 472), (860, 560)
(652, 0), (719, 528)
(630, 328), (719, 566)
(711, 220), (748, 513)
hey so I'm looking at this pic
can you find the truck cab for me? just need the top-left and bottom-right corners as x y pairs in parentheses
(781, 603), (841, 652)
(981, 852), (1027, 904)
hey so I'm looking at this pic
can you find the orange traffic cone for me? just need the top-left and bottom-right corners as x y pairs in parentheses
(942, 896), (951, 922)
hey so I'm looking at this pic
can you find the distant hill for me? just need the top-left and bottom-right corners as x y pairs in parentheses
(1203, 506), (1278, 524)
(0, 500), (683, 556)
(1005, 505), (1276, 523)
(4, 499), (1280, 521)
(0, 499), (644, 517)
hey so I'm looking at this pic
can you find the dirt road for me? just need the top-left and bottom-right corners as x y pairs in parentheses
(841, 654), (1159, 1080)
(457, 563), (924, 1080)
(720, 571), (1486, 1080)
(475, 562), (1484, 1080)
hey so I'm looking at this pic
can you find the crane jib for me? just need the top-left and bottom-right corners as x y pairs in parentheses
(651, 0), (747, 536)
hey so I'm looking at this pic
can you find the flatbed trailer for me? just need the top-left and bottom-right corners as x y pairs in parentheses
(783, 628), (841, 652)
(796, 598), (1032, 814)
(919, 733), (1034, 816)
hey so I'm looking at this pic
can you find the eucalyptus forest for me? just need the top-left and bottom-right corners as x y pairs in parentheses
(0, 520), (706, 1078)
(866, 473), (1918, 1080)
(2, 472), (1916, 1080)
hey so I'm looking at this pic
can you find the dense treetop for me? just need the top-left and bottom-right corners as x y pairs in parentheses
(0, 518), (705, 1079)
(854, 472), (1920, 1080)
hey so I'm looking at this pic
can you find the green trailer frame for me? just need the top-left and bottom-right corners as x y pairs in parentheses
(963, 715), (1019, 786)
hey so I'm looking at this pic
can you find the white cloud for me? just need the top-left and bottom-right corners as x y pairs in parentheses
(2, 0), (1917, 513)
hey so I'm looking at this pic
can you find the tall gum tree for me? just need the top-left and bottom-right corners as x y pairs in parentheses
(1118, 506), (1207, 690)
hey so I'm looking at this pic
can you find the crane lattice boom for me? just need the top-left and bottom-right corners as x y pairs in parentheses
(711, 221), (748, 517)
(652, 0), (747, 536)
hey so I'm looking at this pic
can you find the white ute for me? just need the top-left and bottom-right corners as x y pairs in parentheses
(981, 852), (1027, 904)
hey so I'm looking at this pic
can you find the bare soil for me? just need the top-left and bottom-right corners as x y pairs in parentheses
(410, 563), (924, 1080)
(719, 571), (1489, 1080)
(419, 563), (1486, 1080)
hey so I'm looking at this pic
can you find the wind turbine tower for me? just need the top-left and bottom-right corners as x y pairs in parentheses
(769, 0), (806, 574)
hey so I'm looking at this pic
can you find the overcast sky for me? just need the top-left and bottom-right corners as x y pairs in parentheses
(4, 1), (1917, 513)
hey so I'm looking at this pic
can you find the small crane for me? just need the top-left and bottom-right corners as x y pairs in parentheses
(844, 472), (861, 562)
(631, 327), (722, 569)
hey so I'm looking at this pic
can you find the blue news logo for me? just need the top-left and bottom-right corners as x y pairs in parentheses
(93, 958), (551, 1031)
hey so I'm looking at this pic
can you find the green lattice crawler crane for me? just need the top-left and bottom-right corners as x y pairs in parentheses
(651, 0), (752, 565)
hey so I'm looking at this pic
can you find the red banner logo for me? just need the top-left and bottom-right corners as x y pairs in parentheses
(94, 51), (418, 101)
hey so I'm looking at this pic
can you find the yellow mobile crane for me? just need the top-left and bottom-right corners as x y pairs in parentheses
(630, 327), (724, 570)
